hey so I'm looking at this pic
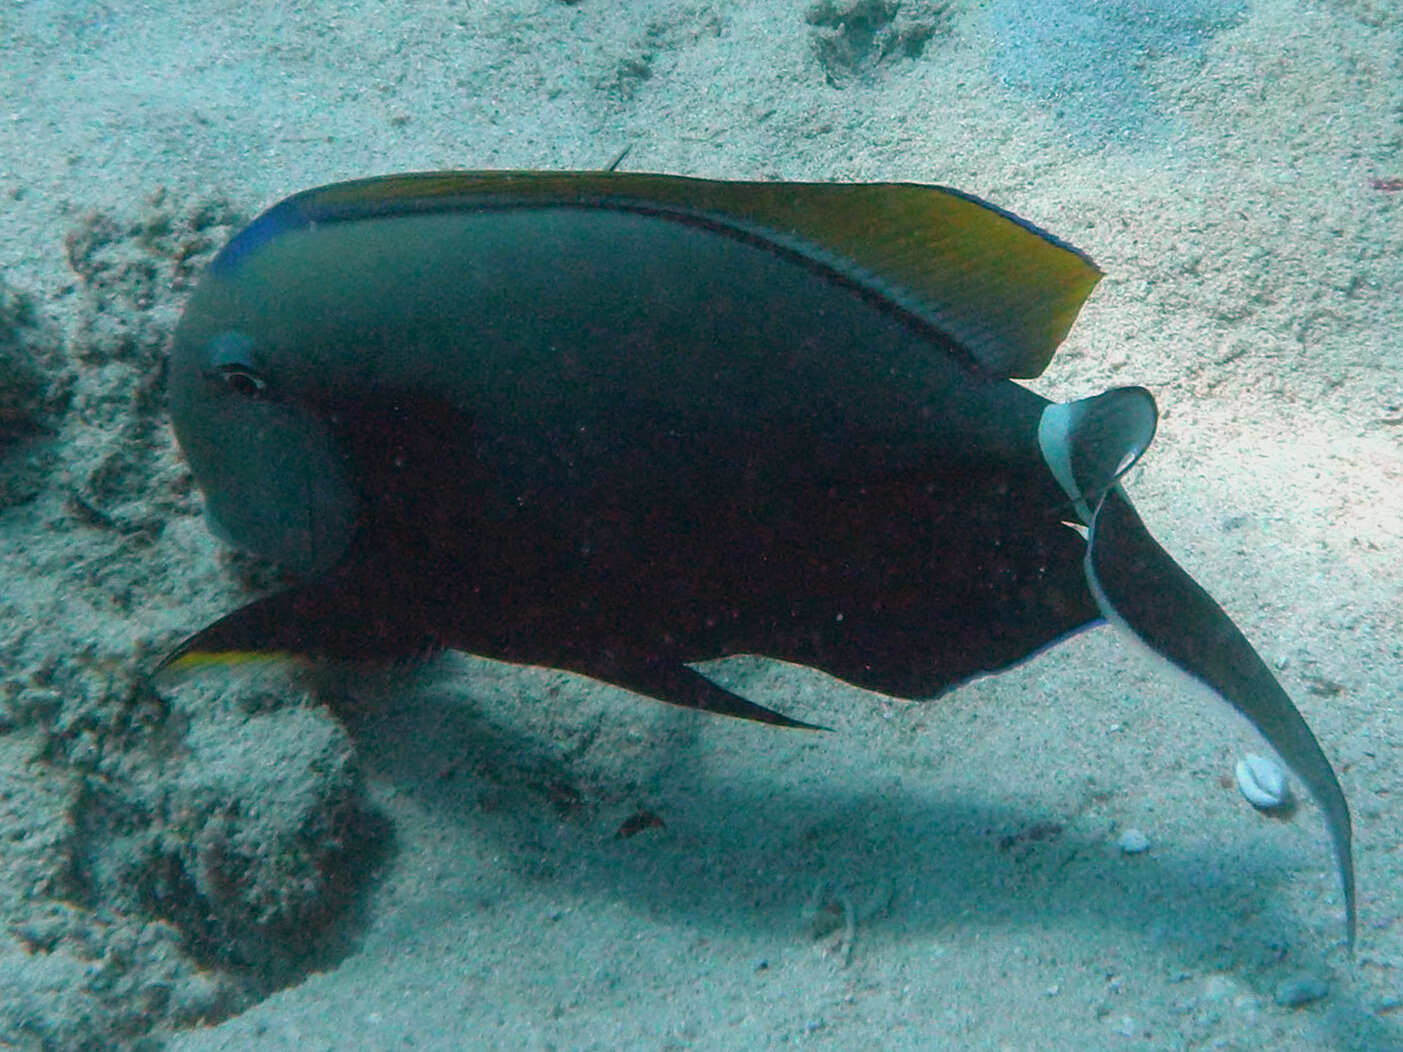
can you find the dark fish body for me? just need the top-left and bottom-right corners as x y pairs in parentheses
(162, 171), (1353, 944)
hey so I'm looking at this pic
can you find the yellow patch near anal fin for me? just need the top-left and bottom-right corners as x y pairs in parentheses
(154, 647), (295, 682)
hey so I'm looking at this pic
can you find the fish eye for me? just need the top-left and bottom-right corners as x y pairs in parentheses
(217, 362), (267, 397)
(207, 330), (268, 398)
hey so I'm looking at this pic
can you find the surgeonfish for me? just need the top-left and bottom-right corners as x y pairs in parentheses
(160, 171), (1354, 946)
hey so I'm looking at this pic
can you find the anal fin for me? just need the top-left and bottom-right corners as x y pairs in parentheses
(584, 659), (827, 731)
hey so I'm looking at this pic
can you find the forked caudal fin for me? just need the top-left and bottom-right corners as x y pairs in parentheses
(1087, 487), (1355, 950)
(1039, 390), (1356, 949)
(1037, 386), (1157, 523)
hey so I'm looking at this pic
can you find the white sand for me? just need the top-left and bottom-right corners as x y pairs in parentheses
(1, 0), (1399, 1048)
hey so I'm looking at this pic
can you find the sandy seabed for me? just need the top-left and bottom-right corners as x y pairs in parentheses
(1, 1), (1400, 1049)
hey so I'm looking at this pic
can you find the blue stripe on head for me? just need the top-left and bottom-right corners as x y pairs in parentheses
(207, 176), (467, 276)
(208, 191), (320, 276)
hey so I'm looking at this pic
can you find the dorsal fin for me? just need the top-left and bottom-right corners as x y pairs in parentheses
(217, 171), (1103, 379)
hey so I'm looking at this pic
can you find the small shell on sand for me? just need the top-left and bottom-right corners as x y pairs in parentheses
(1235, 753), (1289, 810)
(1117, 828), (1150, 854)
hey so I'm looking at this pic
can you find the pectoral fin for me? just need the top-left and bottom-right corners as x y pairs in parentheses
(1087, 486), (1355, 949)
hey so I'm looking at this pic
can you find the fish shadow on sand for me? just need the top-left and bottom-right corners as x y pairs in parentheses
(316, 660), (1385, 1049)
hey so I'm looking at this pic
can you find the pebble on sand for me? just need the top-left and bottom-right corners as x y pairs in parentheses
(1273, 971), (1329, 1007)
(1117, 828), (1150, 854)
